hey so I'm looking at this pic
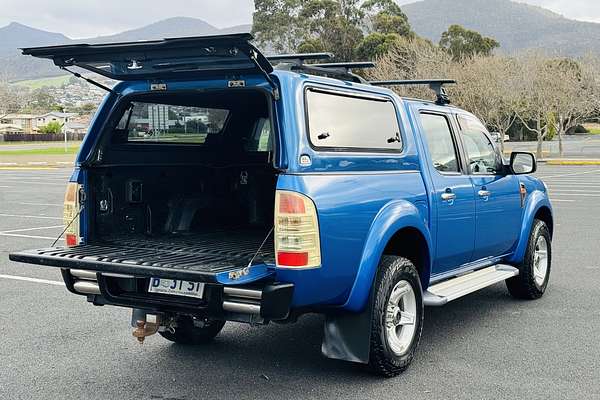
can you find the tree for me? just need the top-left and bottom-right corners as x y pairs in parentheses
(298, 0), (365, 61)
(515, 53), (557, 159)
(361, 0), (412, 37)
(355, 32), (403, 60)
(449, 55), (521, 154)
(546, 57), (598, 156)
(439, 25), (500, 61)
(252, 0), (413, 61)
(252, 0), (307, 53)
(38, 121), (63, 134)
(0, 82), (27, 119)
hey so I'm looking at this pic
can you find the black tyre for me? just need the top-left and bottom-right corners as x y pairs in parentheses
(506, 219), (552, 299)
(368, 256), (424, 377)
(160, 316), (225, 345)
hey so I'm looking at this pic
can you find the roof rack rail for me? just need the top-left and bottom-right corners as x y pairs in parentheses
(268, 53), (374, 84)
(267, 53), (334, 64)
(370, 79), (457, 105)
(311, 61), (376, 71)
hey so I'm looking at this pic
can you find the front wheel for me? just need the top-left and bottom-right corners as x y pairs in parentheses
(506, 219), (552, 299)
(368, 256), (424, 377)
(160, 316), (225, 345)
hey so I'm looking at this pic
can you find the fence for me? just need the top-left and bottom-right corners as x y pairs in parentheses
(1, 132), (86, 142)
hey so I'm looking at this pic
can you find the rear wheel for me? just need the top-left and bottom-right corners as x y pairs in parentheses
(160, 316), (225, 345)
(506, 219), (552, 299)
(368, 256), (424, 377)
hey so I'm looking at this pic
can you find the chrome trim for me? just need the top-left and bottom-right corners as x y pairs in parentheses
(222, 301), (261, 314)
(101, 273), (136, 278)
(441, 193), (456, 201)
(73, 280), (101, 295)
(70, 269), (98, 280)
(223, 287), (262, 300)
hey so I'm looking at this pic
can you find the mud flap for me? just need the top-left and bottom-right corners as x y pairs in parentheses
(321, 289), (375, 364)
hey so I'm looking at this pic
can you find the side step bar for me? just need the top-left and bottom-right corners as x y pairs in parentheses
(423, 265), (519, 306)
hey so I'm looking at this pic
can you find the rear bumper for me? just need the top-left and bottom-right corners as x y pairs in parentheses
(62, 268), (294, 322)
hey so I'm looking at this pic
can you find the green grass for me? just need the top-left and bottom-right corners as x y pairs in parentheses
(587, 128), (600, 135)
(0, 145), (80, 156)
(11, 75), (71, 90)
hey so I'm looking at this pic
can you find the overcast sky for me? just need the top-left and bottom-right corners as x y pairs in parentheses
(1, 0), (599, 39)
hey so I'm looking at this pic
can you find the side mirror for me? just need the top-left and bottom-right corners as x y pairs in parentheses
(510, 152), (537, 175)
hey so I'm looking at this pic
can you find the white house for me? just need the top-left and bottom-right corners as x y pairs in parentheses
(35, 112), (78, 129)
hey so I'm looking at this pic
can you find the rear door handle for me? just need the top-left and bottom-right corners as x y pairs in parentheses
(478, 190), (491, 198)
(441, 193), (456, 201)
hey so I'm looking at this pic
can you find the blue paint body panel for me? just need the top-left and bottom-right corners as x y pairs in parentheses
(71, 69), (552, 312)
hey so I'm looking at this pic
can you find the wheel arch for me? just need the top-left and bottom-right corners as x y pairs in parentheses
(534, 205), (554, 238)
(507, 190), (553, 264)
(341, 200), (433, 312)
(382, 227), (431, 291)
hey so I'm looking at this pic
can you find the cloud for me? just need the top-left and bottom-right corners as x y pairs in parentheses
(0, 0), (255, 38)
(0, 0), (599, 38)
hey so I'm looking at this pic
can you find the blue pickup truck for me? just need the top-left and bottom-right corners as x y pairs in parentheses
(10, 34), (553, 377)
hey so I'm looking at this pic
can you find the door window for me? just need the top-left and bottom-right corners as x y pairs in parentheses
(419, 113), (460, 173)
(458, 115), (502, 175)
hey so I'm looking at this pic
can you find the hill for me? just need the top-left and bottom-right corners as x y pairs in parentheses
(402, 0), (600, 56)
(0, 17), (252, 82)
(5, 1), (600, 81)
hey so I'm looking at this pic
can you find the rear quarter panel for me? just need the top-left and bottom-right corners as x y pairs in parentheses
(276, 173), (428, 308)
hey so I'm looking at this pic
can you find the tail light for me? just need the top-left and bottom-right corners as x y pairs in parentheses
(63, 182), (82, 247)
(275, 191), (321, 269)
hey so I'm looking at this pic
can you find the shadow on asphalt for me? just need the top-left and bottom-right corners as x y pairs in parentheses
(136, 284), (518, 388)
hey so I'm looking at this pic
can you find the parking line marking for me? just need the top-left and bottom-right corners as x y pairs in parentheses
(0, 167), (57, 170)
(0, 274), (64, 286)
(538, 169), (600, 179)
(1, 225), (63, 234)
(550, 193), (600, 197)
(0, 181), (66, 186)
(0, 213), (62, 220)
(8, 202), (63, 207)
(547, 189), (600, 193)
(0, 232), (61, 240)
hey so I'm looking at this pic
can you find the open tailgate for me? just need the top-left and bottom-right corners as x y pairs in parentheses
(20, 33), (273, 81)
(9, 231), (275, 284)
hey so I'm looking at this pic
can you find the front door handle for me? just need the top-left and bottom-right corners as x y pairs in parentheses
(478, 190), (491, 199)
(441, 193), (457, 201)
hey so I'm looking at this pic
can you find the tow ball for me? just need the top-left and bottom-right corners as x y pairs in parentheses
(131, 312), (175, 344)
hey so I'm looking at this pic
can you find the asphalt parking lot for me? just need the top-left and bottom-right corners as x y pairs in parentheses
(1, 165), (599, 400)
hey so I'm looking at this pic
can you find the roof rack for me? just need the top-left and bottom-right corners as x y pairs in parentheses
(370, 79), (457, 105)
(311, 61), (376, 72)
(271, 55), (375, 84)
(267, 53), (334, 64)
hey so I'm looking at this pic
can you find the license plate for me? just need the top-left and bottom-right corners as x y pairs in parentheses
(148, 278), (205, 299)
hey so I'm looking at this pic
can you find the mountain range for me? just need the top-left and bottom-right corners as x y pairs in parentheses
(0, 18), (251, 81)
(402, 0), (600, 56)
(2, 0), (600, 81)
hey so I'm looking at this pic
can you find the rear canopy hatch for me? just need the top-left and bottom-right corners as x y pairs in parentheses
(11, 34), (281, 286)
(20, 33), (273, 81)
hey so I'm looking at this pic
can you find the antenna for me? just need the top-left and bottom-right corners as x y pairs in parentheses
(370, 79), (457, 105)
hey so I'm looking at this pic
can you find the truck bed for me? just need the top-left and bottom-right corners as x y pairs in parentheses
(10, 229), (275, 282)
